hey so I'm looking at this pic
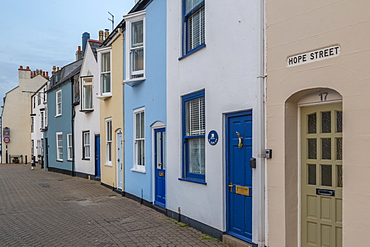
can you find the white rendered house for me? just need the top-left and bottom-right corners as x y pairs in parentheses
(74, 39), (102, 179)
(166, 1), (265, 246)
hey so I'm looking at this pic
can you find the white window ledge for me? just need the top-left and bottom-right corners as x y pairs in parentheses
(104, 163), (113, 167)
(97, 94), (112, 100)
(124, 77), (146, 87)
(131, 167), (146, 174)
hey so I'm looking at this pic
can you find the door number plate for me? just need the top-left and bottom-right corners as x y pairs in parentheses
(158, 171), (165, 177)
(235, 185), (250, 196)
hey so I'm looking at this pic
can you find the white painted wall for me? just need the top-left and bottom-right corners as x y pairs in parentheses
(167, 0), (264, 243)
(31, 83), (47, 160)
(74, 41), (100, 175)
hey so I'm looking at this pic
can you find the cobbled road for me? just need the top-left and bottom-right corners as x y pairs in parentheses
(0, 164), (227, 247)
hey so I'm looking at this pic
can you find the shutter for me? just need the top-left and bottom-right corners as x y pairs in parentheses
(186, 96), (205, 136)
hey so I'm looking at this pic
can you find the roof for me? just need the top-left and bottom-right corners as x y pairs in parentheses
(88, 39), (102, 60)
(101, 19), (125, 47)
(128, 0), (153, 13)
(49, 59), (82, 90)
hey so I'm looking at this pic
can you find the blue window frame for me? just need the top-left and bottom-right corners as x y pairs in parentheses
(181, 90), (206, 183)
(183, 0), (205, 56)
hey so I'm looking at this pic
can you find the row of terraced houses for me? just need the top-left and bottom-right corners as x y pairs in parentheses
(2, 1), (370, 246)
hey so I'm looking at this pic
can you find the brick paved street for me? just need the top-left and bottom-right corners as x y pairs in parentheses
(0, 164), (227, 247)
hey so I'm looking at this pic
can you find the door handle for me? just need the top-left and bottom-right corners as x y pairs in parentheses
(236, 132), (243, 148)
(228, 183), (233, 192)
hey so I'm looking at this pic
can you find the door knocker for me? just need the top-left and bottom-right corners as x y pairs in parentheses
(236, 132), (243, 148)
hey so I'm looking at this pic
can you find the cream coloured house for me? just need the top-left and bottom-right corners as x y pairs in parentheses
(2, 66), (48, 163)
(266, 1), (370, 246)
(97, 24), (124, 190)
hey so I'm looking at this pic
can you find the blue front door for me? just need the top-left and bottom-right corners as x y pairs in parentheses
(95, 135), (101, 178)
(226, 111), (253, 243)
(154, 128), (166, 208)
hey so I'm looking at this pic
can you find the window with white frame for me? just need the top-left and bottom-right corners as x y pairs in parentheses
(41, 111), (44, 128)
(99, 50), (111, 96)
(43, 88), (47, 102)
(31, 140), (34, 156)
(56, 132), (63, 161)
(83, 131), (90, 159)
(56, 90), (62, 116)
(182, 90), (205, 182)
(38, 92), (41, 105)
(67, 133), (73, 161)
(106, 119), (112, 164)
(31, 117), (34, 133)
(81, 77), (93, 110)
(37, 140), (41, 156)
(183, 0), (205, 55)
(125, 11), (146, 81)
(134, 108), (145, 171)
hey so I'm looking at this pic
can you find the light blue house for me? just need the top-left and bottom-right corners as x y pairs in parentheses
(45, 59), (82, 174)
(123, 0), (167, 208)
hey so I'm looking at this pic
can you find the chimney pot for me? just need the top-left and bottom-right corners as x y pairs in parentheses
(26, 66), (30, 70)
(20, 66), (23, 69)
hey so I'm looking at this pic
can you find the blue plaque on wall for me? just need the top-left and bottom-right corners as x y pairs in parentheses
(208, 130), (219, 145)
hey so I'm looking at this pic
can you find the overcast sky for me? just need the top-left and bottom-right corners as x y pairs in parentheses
(0, 0), (136, 101)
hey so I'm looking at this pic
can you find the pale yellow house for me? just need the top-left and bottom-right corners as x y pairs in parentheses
(2, 66), (48, 163)
(97, 23), (124, 190)
(266, 1), (370, 246)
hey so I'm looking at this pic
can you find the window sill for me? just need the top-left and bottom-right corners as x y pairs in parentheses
(178, 177), (207, 185)
(82, 158), (90, 161)
(56, 159), (63, 162)
(104, 163), (113, 167)
(80, 109), (94, 113)
(131, 168), (146, 174)
(55, 114), (62, 118)
(179, 43), (206, 61)
(124, 77), (146, 87)
(97, 94), (112, 100)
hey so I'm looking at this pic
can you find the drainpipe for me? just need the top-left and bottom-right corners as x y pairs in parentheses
(71, 78), (76, 177)
(256, 0), (266, 246)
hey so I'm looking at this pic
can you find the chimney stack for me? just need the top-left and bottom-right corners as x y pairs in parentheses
(76, 46), (82, 60)
(82, 32), (90, 57)
(99, 30), (104, 41)
(18, 65), (31, 79)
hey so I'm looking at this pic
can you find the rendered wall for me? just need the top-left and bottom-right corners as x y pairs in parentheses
(46, 82), (73, 171)
(124, 0), (167, 202)
(100, 33), (124, 188)
(2, 71), (47, 163)
(266, 1), (370, 246)
(166, 0), (262, 238)
(74, 42), (100, 176)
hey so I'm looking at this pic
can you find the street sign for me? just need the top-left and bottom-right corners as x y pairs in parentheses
(3, 137), (10, 143)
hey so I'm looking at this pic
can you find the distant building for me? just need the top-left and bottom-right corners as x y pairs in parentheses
(1, 66), (48, 163)
(30, 82), (48, 166)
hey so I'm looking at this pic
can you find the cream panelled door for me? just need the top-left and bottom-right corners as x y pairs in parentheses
(301, 103), (342, 247)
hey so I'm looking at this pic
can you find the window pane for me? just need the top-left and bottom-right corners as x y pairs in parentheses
(336, 137), (342, 160)
(321, 165), (332, 186)
(83, 85), (92, 109)
(156, 132), (162, 166)
(101, 73), (111, 93)
(322, 138), (331, 160)
(307, 113), (316, 134)
(307, 138), (317, 159)
(189, 6), (205, 50)
(336, 111), (342, 133)
(101, 53), (110, 72)
(137, 139), (145, 166)
(188, 137), (205, 174)
(132, 20), (143, 47)
(321, 111), (331, 133)
(132, 48), (144, 72)
(337, 165), (343, 187)
(308, 164), (316, 185)
(185, 0), (203, 13)
(186, 96), (205, 136)
(140, 112), (144, 138)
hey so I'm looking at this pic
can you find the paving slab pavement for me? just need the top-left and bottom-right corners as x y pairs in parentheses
(0, 164), (227, 247)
